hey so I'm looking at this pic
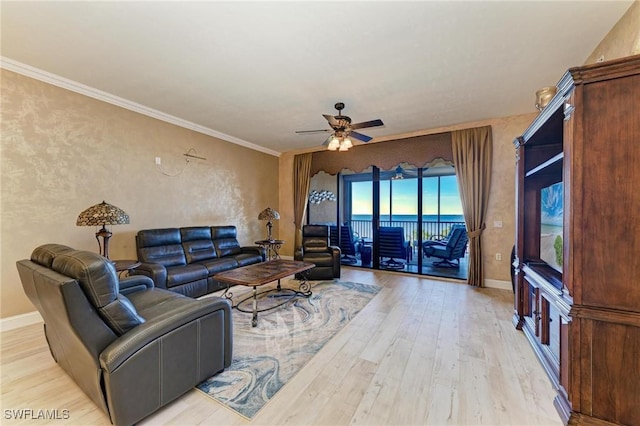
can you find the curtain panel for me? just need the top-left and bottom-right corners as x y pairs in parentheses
(292, 153), (313, 249)
(452, 125), (493, 287)
(310, 132), (452, 176)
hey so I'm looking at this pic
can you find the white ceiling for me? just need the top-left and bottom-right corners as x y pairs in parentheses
(1, 1), (633, 155)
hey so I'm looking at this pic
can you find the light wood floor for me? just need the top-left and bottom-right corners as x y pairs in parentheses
(1, 268), (562, 425)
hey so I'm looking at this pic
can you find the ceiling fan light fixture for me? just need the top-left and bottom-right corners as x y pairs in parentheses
(392, 165), (404, 180)
(300, 102), (384, 152)
(327, 136), (340, 151)
(341, 137), (353, 149)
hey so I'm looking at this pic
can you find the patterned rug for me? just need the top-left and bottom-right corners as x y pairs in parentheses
(196, 280), (381, 419)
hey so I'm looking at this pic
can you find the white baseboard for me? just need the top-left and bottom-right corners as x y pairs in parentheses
(1, 311), (43, 332)
(484, 279), (513, 291)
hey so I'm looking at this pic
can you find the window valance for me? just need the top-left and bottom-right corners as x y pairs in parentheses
(310, 131), (452, 176)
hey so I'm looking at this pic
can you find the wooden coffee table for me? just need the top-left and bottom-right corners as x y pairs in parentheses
(214, 259), (315, 327)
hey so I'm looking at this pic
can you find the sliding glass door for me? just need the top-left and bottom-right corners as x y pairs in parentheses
(308, 163), (467, 279)
(420, 167), (467, 278)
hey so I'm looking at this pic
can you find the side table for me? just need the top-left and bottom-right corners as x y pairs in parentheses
(112, 259), (141, 278)
(359, 238), (373, 266)
(254, 239), (284, 261)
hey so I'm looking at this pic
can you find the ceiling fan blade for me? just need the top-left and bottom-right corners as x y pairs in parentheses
(321, 135), (333, 146)
(296, 129), (332, 134)
(350, 131), (373, 143)
(350, 119), (384, 130)
(323, 114), (340, 127)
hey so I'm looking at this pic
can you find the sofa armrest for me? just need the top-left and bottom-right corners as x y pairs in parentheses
(131, 262), (168, 289)
(241, 245), (267, 261)
(99, 295), (232, 372)
(119, 275), (154, 296)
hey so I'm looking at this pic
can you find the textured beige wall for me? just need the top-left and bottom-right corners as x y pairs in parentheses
(278, 114), (536, 284)
(308, 172), (338, 225)
(1, 69), (279, 318)
(584, 0), (639, 64)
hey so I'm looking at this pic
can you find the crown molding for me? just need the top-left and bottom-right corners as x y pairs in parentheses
(0, 57), (281, 157)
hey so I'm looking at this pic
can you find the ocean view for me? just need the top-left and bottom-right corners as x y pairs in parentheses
(349, 214), (465, 240)
(352, 214), (465, 223)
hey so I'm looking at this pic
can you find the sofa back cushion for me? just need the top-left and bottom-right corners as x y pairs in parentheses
(136, 228), (187, 267)
(181, 227), (217, 263)
(212, 226), (241, 257)
(51, 250), (144, 335)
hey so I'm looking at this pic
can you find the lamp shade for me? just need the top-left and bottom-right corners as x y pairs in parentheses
(76, 201), (130, 226)
(258, 207), (280, 221)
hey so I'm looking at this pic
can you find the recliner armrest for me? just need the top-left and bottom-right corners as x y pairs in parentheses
(119, 275), (154, 296)
(131, 262), (168, 289)
(99, 294), (232, 373)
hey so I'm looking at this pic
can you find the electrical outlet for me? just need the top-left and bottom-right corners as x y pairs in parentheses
(155, 157), (161, 165)
(495, 253), (502, 261)
(494, 220), (503, 228)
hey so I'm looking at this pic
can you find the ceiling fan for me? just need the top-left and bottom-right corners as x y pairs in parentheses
(296, 102), (384, 151)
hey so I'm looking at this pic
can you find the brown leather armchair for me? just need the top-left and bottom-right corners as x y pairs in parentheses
(294, 225), (341, 280)
(16, 244), (232, 426)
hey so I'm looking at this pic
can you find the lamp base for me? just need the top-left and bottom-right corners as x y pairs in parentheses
(266, 221), (274, 241)
(96, 226), (112, 259)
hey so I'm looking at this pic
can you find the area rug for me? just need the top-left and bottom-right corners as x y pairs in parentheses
(196, 280), (381, 419)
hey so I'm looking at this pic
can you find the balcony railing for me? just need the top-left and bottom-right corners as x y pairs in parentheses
(350, 219), (465, 246)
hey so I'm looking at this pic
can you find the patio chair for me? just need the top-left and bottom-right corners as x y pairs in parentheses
(379, 226), (410, 270)
(423, 225), (468, 267)
(423, 224), (466, 252)
(330, 225), (358, 264)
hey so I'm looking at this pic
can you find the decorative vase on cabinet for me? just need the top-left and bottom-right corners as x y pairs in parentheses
(513, 54), (640, 426)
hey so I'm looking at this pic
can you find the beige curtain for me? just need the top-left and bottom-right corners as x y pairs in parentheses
(452, 126), (493, 287)
(293, 153), (313, 249)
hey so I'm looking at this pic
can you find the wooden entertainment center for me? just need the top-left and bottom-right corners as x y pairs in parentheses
(513, 54), (640, 425)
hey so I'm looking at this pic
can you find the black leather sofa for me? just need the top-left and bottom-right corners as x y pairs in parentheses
(133, 226), (265, 298)
(17, 244), (232, 426)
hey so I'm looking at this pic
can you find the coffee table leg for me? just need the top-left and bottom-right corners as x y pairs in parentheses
(252, 285), (258, 327)
(221, 283), (234, 303)
(298, 270), (312, 297)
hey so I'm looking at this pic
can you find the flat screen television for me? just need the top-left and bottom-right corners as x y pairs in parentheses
(540, 181), (563, 273)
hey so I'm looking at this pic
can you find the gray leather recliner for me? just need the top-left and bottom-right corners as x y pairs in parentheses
(16, 244), (233, 426)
